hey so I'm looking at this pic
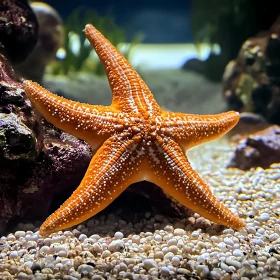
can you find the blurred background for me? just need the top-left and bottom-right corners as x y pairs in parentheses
(2, 0), (280, 119)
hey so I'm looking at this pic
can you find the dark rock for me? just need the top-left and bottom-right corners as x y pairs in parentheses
(0, 112), (37, 160)
(0, 0), (39, 64)
(15, 2), (64, 82)
(223, 16), (280, 124)
(183, 54), (227, 82)
(228, 125), (280, 170)
(0, 51), (92, 233)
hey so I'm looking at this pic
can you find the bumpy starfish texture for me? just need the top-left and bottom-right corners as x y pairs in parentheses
(23, 24), (245, 236)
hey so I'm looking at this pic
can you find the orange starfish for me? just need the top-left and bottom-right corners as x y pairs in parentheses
(23, 24), (245, 236)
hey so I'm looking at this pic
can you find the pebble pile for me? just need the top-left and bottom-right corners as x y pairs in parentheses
(0, 138), (280, 280)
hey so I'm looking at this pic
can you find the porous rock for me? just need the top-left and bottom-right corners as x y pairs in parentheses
(0, 52), (92, 234)
(228, 125), (280, 170)
(223, 16), (280, 124)
(0, 0), (39, 64)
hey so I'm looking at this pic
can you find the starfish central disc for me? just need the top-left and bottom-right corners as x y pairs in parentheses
(23, 24), (245, 236)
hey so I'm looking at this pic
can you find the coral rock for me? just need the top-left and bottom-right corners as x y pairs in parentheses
(223, 16), (280, 124)
(228, 125), (280, 170)
(0, 0), (39, 64)
(0, 51), (92, 233)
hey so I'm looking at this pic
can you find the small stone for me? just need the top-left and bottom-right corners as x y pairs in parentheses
(131, 235), (140, 244)
(177, 268), (191, 275)
(225, 257), (242, 269)
(167, 238), (177, 246)
(114, 231), (124, 239)
(224, 237), (234, 246)
(9, 251), (19, 259)
(191, 231), (200, 238)
(269, 233), (279, 241)
(174, 228), (186, 236)
(92, 276), (104, 280)
(171, 256), (180, 266)
(108, 240), (124, 252)
(161, 266), (170, 277)
(14, 231), (26, 239)
(233, 249), (244, 257)
(258, 213), (270, 222)
(101, 250), (111, 258)
(168, 245), (178, 254)
(154, 251), (164, 260)
(164, 225), (174, 233)
(17, 272), (30, 280)
(143, 259), (157, 270)
(154, 234), (162, 242)
(196, 264), (210, 278)
(31, 262), (41, 272)
(39, 246), (50, 255)
(78, 234), (87, 242)
(77, 264), (94, 275)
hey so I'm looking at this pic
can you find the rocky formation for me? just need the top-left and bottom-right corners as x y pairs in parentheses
(0, 0), (38, 64)
(228, 125), (280, 170)
(223, 16), (280, 124)
(0, 53), (92, 233)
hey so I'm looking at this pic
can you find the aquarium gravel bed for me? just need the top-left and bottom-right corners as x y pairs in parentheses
(0, 138), (280, 280)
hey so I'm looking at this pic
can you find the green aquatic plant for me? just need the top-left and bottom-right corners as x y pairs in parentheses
(48, 6), (141, 76)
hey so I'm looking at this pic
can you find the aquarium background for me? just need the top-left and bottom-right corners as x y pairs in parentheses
(42, 0), (191, 43)
(0, 1), (280, 279)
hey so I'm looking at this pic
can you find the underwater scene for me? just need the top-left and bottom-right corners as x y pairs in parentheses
(0, 0), (280, 279)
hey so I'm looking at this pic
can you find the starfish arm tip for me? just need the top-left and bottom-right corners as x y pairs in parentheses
(85, 24), (95, 34)
(23, 79), (31, 87)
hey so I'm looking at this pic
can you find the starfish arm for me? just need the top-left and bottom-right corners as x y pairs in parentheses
(23, 80), (127, 148)
(39, 134), (144, 236)
(160, 111), (239, 150)
(84, 24), (161, 116)
(148, 137), (245, 229)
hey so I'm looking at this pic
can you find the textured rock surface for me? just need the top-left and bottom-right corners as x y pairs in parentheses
(16, 2), (64, 82)
(0, 53), (92, 233)
(228, 125), (280, 170)
(223, 16), (280, 124)
(0, 0), (38, 64)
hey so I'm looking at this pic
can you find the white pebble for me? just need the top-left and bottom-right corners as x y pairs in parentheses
(174, 228), (186, 236)
(9, 251), (19, 259)
(161, 266), (170, 276)
(168, 245), (178, 254)
(167, 238), (178, 246)
(225, 257), (242, 269)
(6, 234), (16, 242)
(108, 240), (124, 252)
(114, 231), (124, 239)
(191, 231), (200, 238)
(14, 231), (26, 239)
(143, 259), (157, 270)
(171, 256), (180, 266)
(224, 237), (234, 246)
(196, 264), (210, 278)
(154, 234), (162, 242)
(269, 233), (279, 241)
(165, 252), (175, 260)
(101, 250), (111, 258)
(258, 213), (270, 222)
(77, 264), (94, 275)
(132, 235), (140, 244)
(78, 234), (87, 242)
(233, 249), (244, 257)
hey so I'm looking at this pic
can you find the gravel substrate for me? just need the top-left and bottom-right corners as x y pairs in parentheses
(1, 138), (280, 280)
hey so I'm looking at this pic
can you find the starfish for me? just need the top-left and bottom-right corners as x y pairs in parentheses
(23, 24), (245, 236)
